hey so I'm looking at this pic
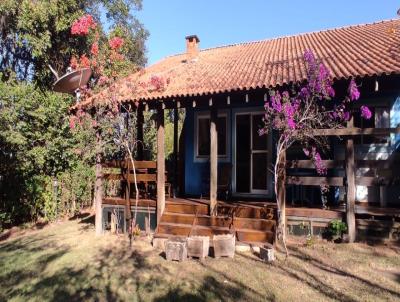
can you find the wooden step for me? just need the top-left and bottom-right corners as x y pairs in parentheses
(160, 212), (276, 231)
(164, 203), (208, 215)
(157, 222), (274, 244)
(218, 205), (276, 220)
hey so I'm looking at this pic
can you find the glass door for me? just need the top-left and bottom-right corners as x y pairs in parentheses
(235, 112), (268, 194)
(251, 114), (268, 193)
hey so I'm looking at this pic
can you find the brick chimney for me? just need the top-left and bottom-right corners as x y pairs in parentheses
(185, 35), (200, 60)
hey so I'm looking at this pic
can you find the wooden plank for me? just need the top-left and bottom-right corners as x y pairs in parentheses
(165, 203), (209, 215)
(102, 160), (156, 169)
(218, 205), (276, 220)
(286, 176), (344, 186)
(309, 127), (400, 136)
(355, 205), (400, 217)
(130, 174), (157, 182)
(103, 197), (156, 208)
(286, 207), (344, 219)
(157, 223), (274, 244)
(356, 219), (398, 228)
(236, 230), (274, 244)
(210, 108), (218, 216)
(355, 177), (395, 186)
(104, 172), (158, 182)
(157, 108), (166, 224)
(129, 161), (156, 169)
(288, 159), (400, 170)
(356, 159), (400, 169)
(287, 160), (344, 169)
(346, 119), (356, 243)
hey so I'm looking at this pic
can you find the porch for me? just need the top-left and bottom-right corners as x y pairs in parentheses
(94, 71), (400, 244)
(102, 195), (400, 243)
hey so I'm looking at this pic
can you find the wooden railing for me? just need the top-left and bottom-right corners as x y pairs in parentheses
(102, 160), (171, 200)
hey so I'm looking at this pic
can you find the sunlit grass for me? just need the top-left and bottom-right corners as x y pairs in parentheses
(0, 217), (399, 301)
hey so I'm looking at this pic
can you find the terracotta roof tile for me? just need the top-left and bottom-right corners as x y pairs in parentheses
(82, 19), (400, 107)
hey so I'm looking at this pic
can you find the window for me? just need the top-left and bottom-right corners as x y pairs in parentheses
(196, 114), (227, 157)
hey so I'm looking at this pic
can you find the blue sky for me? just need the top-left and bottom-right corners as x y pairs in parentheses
(137, 1), (399, 65)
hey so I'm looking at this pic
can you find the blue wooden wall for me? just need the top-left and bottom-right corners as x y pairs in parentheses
(182, 91), (400, 205)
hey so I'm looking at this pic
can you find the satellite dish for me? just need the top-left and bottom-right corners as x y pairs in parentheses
(52, 68), (92, 94)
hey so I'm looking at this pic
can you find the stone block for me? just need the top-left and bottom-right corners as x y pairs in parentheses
(165, 238), (187, 261)
(213, 234), (235, 258)
(260, 245), (275, 262)
(187, 236), (210, 259)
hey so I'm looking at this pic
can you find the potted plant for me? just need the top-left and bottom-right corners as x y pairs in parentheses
(327, 219), (347, 243)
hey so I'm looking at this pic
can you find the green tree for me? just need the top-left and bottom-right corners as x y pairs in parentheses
(0, 0), (148, 87)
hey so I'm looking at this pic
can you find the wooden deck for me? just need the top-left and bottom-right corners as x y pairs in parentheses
(103, 197), (400, 242)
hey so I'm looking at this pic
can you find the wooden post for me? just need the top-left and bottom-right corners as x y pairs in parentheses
(346, 118), (356, 243)
(137, 105), (144, 160)
(95, 130), (103, 235)
(210, 108), (218, 216)
(173, 108), (179, 197)
(157, 106), (165, 224)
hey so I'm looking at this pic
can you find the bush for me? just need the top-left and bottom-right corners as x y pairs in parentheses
(327, 219), (347, 240)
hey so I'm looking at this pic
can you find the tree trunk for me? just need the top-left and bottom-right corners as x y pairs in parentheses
(277, 150), (287, 243)
(95, 131), (103, 235)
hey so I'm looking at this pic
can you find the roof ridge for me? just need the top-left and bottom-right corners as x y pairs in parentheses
(199, 18), (399, 52)
(149, 18), (399, 64)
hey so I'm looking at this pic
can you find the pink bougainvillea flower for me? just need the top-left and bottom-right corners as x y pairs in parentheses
(303, 49), (315, 65)
(313, 151), (327, 175)
(327, 86), (335, 98)
(287, 118), (296, 130)
(360, 105), (372, 119)
(109, 37), (124, 50)
(79, 54), (91, 68)
(348, 79), (360, 101)
(71, 14), (96, 36)
(90, 42), (99, 56)
(300, 87), (310, 99)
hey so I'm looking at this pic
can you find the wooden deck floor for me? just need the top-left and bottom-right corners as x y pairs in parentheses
(103, 196), (400, 218)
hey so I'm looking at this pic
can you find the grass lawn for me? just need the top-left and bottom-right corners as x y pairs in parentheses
(0, 215), (399, 302)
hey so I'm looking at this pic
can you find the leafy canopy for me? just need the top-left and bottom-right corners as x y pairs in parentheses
(0, 0), (148, 87)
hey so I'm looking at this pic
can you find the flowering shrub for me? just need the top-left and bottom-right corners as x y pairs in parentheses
(71, 14), (96, 36)
(90, 42), (99, 56)
(109, 37), (124, 50)
(260, 50), (371, 252)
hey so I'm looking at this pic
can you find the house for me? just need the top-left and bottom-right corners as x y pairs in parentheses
(83, 19), (400, 243)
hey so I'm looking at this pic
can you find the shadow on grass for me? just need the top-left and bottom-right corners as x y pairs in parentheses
(287, 245), (400, 300)
(154, 275), (248, 302)
(69, 212), (91, 221)
(79, 214), (95, 226)
(0, 235), (264, 301)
